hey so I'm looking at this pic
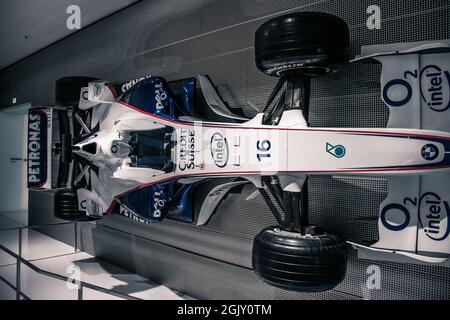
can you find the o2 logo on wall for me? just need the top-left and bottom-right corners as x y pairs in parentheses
(382, 64), (450, 112)
(380, 192), (450, 241)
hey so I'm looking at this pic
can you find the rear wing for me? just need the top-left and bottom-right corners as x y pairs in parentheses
(27, 107), (52, 189)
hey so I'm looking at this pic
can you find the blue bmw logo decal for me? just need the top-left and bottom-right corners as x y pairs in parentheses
(421, 144), (439, 161)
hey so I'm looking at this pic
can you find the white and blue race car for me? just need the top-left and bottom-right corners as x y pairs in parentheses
(27, 12), (450, 292)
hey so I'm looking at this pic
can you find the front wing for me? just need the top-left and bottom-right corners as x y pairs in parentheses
(350, 40), (450, 265)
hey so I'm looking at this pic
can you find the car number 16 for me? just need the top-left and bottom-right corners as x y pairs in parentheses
(257, 140), (271, 161)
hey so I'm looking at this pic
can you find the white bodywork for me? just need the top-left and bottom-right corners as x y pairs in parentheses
(73, 100), (450, 211)
(69, 40), (450, 266)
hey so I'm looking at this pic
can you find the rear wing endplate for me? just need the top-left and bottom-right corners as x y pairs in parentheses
(27, 107), (52, 189)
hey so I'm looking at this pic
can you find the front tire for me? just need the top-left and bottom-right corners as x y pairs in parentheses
(252, 226), (347, 292)
(54, 189), (88, 221)
(255, 12), (350, 77)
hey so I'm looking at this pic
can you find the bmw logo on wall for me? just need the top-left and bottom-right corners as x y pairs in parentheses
(421, 144), (439, 161)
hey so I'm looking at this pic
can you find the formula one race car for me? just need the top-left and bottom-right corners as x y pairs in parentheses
(27, 12), (450, 292)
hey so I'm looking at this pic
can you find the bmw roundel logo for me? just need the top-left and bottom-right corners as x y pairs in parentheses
(421, 144), (439, 161)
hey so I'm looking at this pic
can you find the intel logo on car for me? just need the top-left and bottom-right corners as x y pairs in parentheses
(420, 65), (450, 112)
(418, 192), (450, 241)
(210, 132), (228, 168)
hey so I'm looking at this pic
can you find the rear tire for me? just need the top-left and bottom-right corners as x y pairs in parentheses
(55, 76), (97, 107)
(252, 226), (347, 292)
(54, 189), (88, 221)
(255, 12), (350, 77)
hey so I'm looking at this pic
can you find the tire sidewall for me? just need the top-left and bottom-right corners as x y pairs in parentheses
(252, 226), (347, 292)
(254, 12), (350, 77)
(54, 189), (87, 221)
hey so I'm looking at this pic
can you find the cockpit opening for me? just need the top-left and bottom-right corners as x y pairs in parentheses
(128, 127), (175, 172)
